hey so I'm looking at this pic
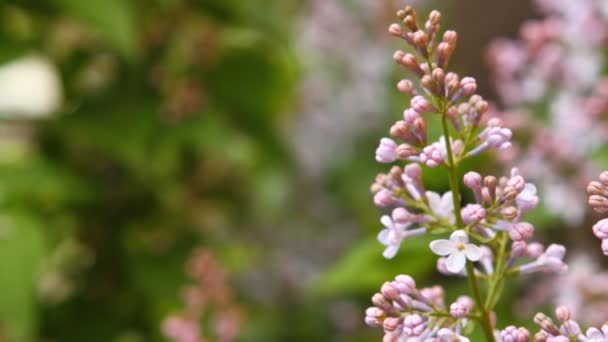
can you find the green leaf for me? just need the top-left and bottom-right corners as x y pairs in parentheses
(0, 210), (47, 340)
(313, 235), (436, 296)
(52, 0), (138, 58)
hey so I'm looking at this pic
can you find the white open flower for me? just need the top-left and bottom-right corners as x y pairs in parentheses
(378, 215), (408, 259)
(430, 230), (481, 273)
(426, 191), (455, 223)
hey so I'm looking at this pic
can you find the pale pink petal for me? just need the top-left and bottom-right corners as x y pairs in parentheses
(381, 215), (394, 230)
(446, 251), (466, 273)
(377, 229), (390, 245)
(464, 244), (481, 261)
(383, 245), (400, 259)
(430, 239), (455, 256)
(449, 230), (469, 244)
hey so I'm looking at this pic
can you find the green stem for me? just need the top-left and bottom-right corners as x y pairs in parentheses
(486, 232), (508, 309)
(440, 112), (495, 342)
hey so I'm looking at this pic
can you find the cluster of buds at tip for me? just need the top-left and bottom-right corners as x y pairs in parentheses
(533, 306), (608, 341)
(588, 171), (608, 255)
(365, 274), (472, 341)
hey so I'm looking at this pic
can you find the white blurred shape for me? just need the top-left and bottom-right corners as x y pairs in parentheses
(0, 55), (62, 118)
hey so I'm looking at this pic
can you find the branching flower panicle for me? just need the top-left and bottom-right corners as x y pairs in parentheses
(361, 5), (587, 341)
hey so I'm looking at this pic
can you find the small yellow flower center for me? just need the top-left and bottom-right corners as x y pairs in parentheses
(457, 243), (466, 251)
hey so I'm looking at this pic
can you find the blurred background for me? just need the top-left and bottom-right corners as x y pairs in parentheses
(0, 0), (603, 341)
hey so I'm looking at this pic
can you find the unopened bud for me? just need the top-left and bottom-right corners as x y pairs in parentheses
(501, 186), (519, 203)
(589, 194), (608, 213)
(460, 77), (477, 96)
(372, 293), (392, 311)
(413, 30), (428, 49)
(383, 317), (401, 332)
(534, 313), (560, 336)
(404, 15), (418, 31)
(501, 206), (518, 220)
(402, 54), (424, 77)
(413, 118), (427, 133)
(397, 79), (415, 94)
(397, 144), (417, 159)
(485, 176), (497, 200)
(555, 306), (571, 322)
(475, 100), (489, 115)
(511, 241), (527, 259)
(411, 95), (434, 113)
(393, 50), (405, 63)
(593, 218), (608, 239)
(421, 75), (439, 95)
(443, 30), (458, 46)
(388, 24), (403, 37)
(469, 94), (482, 105)
(464, 171), (482, 189)
(380, 282), (400, 301)
(588, 181), (607, 196)
(509, 222), (534, 241)
(390, 120), (412, 141)
(600, 171), (608, 186)
(428, 10), (441, 25)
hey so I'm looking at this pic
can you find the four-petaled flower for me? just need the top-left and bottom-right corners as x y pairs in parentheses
(430, 230), (481, 273)
(427, 191), (455, 223)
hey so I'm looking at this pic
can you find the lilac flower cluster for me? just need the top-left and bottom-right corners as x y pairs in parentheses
(363, 5), (587, 341)
(162, 249), (245, 342)
(532, 306), (608, 341)
(588, 171), (608, 255)
(487, 0), (608, 224)
(365, 275), (472, 341)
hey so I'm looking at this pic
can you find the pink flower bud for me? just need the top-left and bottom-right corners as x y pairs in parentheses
(396, 144), (417, 159)
(527, 242), (544, 259)
(600, 171), (608, 186)
(397, 79), (415, 94)
(450, 296), (473, 318)
(388, 23), (403, 37)
(392, 207), (413, 225)
(461, 204), (487, 224)
(390, 121), (412, 141)
(589, 194), (608, 213)
(602, 239), (608, 256)
(376, 138), (398, 163)
(501, 326), (530, 342)
(561, 320), (581, 336)
(443, 30), (457, 46)
(403, 108), (420, 123)
(403, 314), (426, 336)
(380, 281), (400, 301)
(404, 163), (422, 181)
(511, 241), (528, 259)
(411, 95), (434, 113)
(509, 222), (534, 241)
(587, 181), (607, 196)
(401, 54), (423, 76)
(393, 50), (406, 63)
(374, 189), (393, 207)
(394, 275), (417, 293)
(420, 143), (444, 168)
(555, 306), (571, 322)
(507, 175), (526, 192)
(412, 30), (428, 49)
(593, 218), (608, 239)
(460, 77), (477, 96)
(382, 317), (400, 332)
(463, 171), (482, 189)
(420, 285), (445, 307)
